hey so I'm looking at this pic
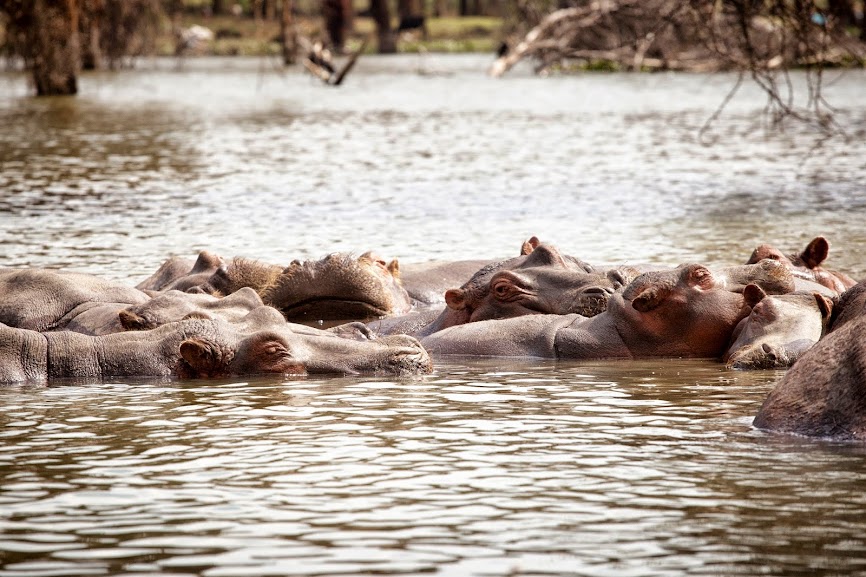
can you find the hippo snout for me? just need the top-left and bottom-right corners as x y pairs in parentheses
(571, 286), (613, 317)
(377, 335), (434, 375)
(727, 342), (789, 370)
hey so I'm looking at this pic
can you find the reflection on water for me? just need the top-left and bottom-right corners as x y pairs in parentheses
(2, 361), (866, 576)
(1, 56), (866, 576)
(1, 57), (865, 278)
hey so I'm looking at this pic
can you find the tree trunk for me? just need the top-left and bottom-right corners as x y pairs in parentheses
(212, 0), (226, 15)
(398, 0), (412, 19)
(370, 0), (396, 53)
(827, 0), (857, 28)
(280, 0), (297, 64)
(265, 0), (276, 20)
(342, 0), (354, 34)
(31, 0), (80, 95)
(323, 0), (346, 52)
(79, 2), (102, 70)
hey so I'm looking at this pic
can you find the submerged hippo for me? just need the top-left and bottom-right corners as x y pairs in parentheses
(0, 268), (149, 332)
(196, 252), (413, 323)
(362, 239), (630, 338)
(724, 288), (833, 370)
(753, 313), (866, 440)
(136, 251), (226, 292)
(829, 280), (866, 333)
(118, 287), (265, 332)
(746, 236), (857, 293)
(422, 264), (754, 359)
(0, 307), (432, 384)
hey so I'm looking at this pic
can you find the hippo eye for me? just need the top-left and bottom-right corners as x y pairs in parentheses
(263, 342), (289, 357)
(492, 281), (512, 298)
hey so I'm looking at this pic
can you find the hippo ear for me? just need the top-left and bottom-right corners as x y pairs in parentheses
(800, 237), (829, 269)
(179, 338), (221, 375)
(813, 293), (834, 319)
(743, 284), (767, 307)
(182, 311), (214, 321)
(118, 310), (149, 331)
(686, 265), (714, 289)
(520, 236), (540, 255)
(631, 286), (671, 313)
(192, 250), (224, 273)
(444, 288), (468, 310)
(387, 259), (400, 278)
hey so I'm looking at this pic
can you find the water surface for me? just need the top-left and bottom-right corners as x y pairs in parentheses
(1, 55), (866, 576)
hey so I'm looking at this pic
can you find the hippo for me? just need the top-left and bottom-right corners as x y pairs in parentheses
(752, 313), (866, 440)
(360, 240), (631, 339)
(421, 264), (754, 360)
(746, 236), (857, 293)
(714, 259), (796, 295)
(0, 307), (432, 384)
(724, 288), (833, 369)
(188, 252), (413, 324)
(399, 259), (496, 305)
(0, 268), (150, 332)
(118, 287), (266, 332)
(136, 251), (225, 292)
(829, 280), (866, 333)
(396, 236), (591, 306)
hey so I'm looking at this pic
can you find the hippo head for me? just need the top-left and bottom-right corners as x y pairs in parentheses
(725, 289), (834, 370)
(440, 240), (617, 325)
(444, 266), (623, 322)
(119, 287), (265, 331)
(174, 313), (432, 378)
(613, 264), (754, 358)
(260, 252), (412, 323)
(746, 237), (855, 293)
(163, 251), (226, 292)
(716, 259), (796, 295)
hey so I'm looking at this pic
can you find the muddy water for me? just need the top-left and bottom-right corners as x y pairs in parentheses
(1, 55), (866, 576)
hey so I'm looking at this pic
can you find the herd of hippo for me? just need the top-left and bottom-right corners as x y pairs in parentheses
(2, 235), (865, 441)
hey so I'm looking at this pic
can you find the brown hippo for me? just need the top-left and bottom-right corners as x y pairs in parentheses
(0, 269), (150, 332)
(118, 287), (266, 332)
(0, 307), (432, 384)
(724, 288), (833, 370)
(746, 236), (857, 293)
(752, 314), (866, 440)
(190, 252), (413, 324)
(421, 264), (754, 359)
(362, 240), (631, 339)
(399, 259), (496, 305)
(714, 259), (796, 295)
(136, 251), (225, 292)
(829, 280), (866, 333)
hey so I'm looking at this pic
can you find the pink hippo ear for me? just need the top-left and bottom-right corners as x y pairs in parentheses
(743, 284), (767, 307)
(631, 285), (671, 313)
(179, 338), (223, 377)
(445, 288), (468, 310)
(118, 310), (149, 331)
(800, 237), (830, 269)
(813, 293), (834, 319)
(520, 236), (540, 255)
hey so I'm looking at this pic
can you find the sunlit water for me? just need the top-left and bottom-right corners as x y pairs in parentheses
(1, 55), (866, 576)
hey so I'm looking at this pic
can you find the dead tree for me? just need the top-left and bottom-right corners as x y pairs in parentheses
(280, 0), (297, 65)
(322, 0), (346, 52)
(370, 0), (396, 53)
(491, 0), (866, 134)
